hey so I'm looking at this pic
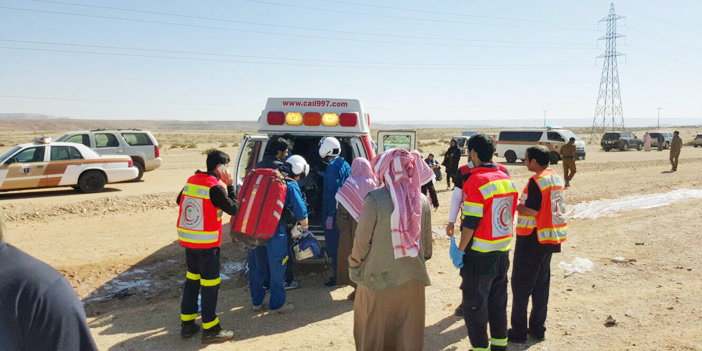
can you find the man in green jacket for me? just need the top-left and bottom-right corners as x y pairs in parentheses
(670, 131), (683, 171)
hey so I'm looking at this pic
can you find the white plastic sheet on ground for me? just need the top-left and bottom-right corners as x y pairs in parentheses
(569, 188), (702, 220)
(558, 257), (594, 276)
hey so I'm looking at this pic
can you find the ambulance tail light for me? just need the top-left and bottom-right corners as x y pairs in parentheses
(128, 158), (134, 167)
(285, 112), (303, 126)
(322, 113), (339, 126)
(367, 113), (371, 127)
(267, 111), (285, 125)
(339, 113), (358, 127)
(303, 112), (322, 126)
(154, 145), (160, 158)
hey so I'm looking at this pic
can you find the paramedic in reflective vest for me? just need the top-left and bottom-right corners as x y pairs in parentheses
(176, 150), (239, 344)
(319, 136), (351, 287)
(509, 145), (567, 344)
(447, 153), (508, 317)
(248, 155), (310, 314)
(454, 134), (517, 351)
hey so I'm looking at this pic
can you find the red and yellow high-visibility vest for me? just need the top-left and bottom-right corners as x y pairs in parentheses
(516, 168), (567, 244)
(461, 166), (518, 253)
(176, 173), (225, 249)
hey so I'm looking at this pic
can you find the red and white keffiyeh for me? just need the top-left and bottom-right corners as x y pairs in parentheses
(335, 157), (380, 222)
(371, 149), (435, 259)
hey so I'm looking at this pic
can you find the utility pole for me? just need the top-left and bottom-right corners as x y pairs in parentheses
(543, 110), (547, 128)
(591, 3), (626, 143)
(657, 107), (662, 128)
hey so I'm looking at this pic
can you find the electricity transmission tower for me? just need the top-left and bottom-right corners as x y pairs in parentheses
(591, 3), (625, 142)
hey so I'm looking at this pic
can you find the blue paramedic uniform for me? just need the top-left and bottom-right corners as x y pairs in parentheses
(322, 156), (351, 282)
(248, 179), (307, 310)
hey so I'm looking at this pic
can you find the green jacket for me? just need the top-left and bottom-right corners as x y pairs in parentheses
(671, 135), (683, 153)
(349, 187), (433, 291)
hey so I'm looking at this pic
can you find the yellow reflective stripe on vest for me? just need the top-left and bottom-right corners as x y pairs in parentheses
(200, 277), (221, 287)
(491, 337), (508, 347)
(181, 313), (197, 322)
(471, 347), (490, 351)
(538, 226), (568, 243)
(202, 317), (220, 330)
(471, 235), (511, 253)
(517, 215), (536, 228)
(479, 179), (518, 200)
(178, 229), (219, 244)
(536, 174), (565, 191)
(182, 183), (211, 199)
(186, 271), (201, 281)
(463, 201), (484, 218)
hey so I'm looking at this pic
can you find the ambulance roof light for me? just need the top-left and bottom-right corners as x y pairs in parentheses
(285, 112), (303, 126)
(322, 113), (339, 126)
(303, 112), (322, 126)
(339, 113), (358, 127)
(267, 111), (285, 125)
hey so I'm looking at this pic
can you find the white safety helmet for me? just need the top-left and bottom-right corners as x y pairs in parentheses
(318, 137), (341, 158)
(285, 155), (310, 178)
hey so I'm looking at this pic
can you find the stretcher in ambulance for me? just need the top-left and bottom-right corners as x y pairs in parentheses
(232, 98), (416, 263)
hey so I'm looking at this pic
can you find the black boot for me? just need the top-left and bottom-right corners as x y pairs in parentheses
(180, 322), (201, 339)
(201, 325), (234, 344)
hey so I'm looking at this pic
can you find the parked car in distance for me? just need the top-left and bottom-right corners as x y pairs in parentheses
(461, 131), (477, 137)
(693, 134), (702, 148)
(0, 137), (138, 193)
(55, 129), (161, 181)
(451, 136), (470, 155)
(495, 128), (586, 164)
(648, 132), (673, 149)
(601, 131), (643, 151)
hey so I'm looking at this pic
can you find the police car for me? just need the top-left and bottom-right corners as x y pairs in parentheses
(233, 98), (416, 263)
(0, 137), (139, 193)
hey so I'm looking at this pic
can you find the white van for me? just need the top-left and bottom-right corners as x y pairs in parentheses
(232, 98), (416, 263)
(495, 128), (586, 164)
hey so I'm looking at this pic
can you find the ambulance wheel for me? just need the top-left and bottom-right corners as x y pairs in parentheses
(505, 150), (517, 164)
(79, 171), (106, 193)
(549, 152), (559, 165)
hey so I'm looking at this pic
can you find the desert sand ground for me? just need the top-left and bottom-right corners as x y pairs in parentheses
(2, 126), (702, 351)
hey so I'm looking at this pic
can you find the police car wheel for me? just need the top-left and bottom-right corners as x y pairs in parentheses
(78, 171), (106, 193)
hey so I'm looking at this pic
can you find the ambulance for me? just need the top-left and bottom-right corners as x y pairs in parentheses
(232, 98), (416, 263)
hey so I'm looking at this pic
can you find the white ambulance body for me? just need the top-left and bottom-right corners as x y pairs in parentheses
(232, 98), (415, 263)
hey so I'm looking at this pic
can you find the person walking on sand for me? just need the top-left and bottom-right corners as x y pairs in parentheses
(657, 133), (665, 152)
(442, 139), (462, 190)
(670, 131), (683, 171)
(349, 149), (434, 351)
(559, 138), (577, 188)
(509, 146), (567, 344)
(643, 132), (652, 152)
(335, 157), (381, 300)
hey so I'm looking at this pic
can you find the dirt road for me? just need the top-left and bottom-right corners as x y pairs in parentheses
(2, 134), (702, 350)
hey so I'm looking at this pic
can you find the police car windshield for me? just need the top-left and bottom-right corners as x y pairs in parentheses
(558, 130), (579, 141)
(0, 146), (21, 162)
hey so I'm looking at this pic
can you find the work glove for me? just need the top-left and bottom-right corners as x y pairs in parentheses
(325, 216), (334, 230)
(450, 236), (465, 269)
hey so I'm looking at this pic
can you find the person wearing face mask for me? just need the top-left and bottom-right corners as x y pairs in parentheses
(319, 136), (351, 287)
(447, 134), (518, 351)
(446, 137), (508, 317)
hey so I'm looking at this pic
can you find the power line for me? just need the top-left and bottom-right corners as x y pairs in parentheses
(0, 6), (595, 49)
(27, 0), (588, 45)
(0, 46), (596, 70)
(0, 95), (257, 107)
(239, 0), (597, 32)
(314, 0), (594, 26)
(627, 26), (702, 55)
(0, 39), (596, 67)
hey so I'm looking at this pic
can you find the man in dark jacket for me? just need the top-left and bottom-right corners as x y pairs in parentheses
(0, 210), (98, 351)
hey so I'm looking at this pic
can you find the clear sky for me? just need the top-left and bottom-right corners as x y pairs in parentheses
(1, 0), (700, 123)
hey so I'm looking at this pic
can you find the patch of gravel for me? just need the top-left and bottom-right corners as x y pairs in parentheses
(1, 192), (179, 223)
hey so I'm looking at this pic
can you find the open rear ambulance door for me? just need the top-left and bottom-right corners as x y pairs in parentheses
(233, 135), (268, 193)
(376, 130), (417, 152)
